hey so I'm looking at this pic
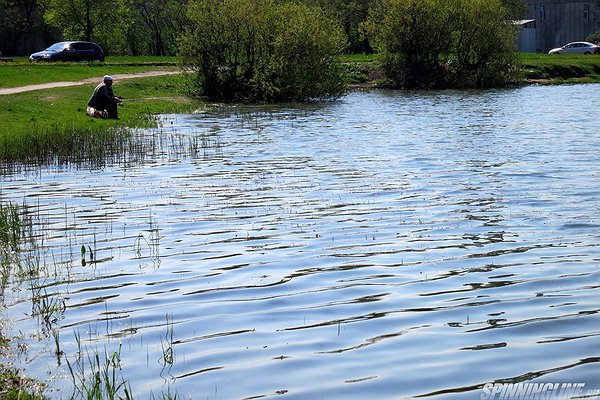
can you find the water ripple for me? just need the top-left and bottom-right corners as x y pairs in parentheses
(2, 86), (600, 399)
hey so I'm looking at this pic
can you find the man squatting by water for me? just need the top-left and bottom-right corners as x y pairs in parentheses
(87, 75), (122, 119)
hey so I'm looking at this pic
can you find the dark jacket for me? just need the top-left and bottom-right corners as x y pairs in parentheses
(88, 83), (116, 110)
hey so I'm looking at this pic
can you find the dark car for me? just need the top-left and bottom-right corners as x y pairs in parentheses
(29, 41), (104, 62)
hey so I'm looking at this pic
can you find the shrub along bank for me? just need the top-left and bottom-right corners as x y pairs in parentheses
(179, 0), (347, 101)
(341, 53), (600, 87)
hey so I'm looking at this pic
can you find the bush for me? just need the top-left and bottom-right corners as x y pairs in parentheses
(179, 0), (347, 101)
(586, 31), (600, 44)
(364, 0), (520, 89)
(365, 0), (452, 88)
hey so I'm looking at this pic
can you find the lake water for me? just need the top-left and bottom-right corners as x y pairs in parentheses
(1, 85), (599, 399)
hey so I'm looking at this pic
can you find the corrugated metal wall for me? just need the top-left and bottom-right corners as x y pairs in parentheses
(526, 0), (600, 52)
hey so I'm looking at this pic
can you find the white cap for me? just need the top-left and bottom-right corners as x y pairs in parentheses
(103, 75), (113, 81)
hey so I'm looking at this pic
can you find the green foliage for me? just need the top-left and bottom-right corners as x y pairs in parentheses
(501, 0), (527, 19)
(133, 0), (189, 56)
(305, 0), (373, 53)
(586, 30), (600, 45)
(41, 0), (118, 42)
(179, 0), (347, 101)
(0, 366), (46, 400)
(0, 202), (24, 253)
(364, 0), (520, 89)
(0, 0), (50, 56)
(446, 0), (520, 88)
(38, 0), (187, 56)
(364, 0), (451, 88)
(67, 334), (133, 400)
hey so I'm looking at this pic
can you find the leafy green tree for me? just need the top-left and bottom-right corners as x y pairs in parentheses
(179, 0), (346, 101)
(501, 0), (527, 20)
(0, 0), (48, 55)
(41, 0), (120, 43)
(305, 0), (372, 53)
(364, 0), (519, 89)
(134, 0), (189, 56)
(364, 0), (452, 88)
(447, 0), (519, 88)
(586, 31), (600, 44)
(93, 0), (136, 55)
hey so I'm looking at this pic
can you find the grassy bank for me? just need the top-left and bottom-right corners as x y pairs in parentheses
(1, 53), (600, 165)
(520, 53), (600, 83)
(0, 365), (44, 400)
(0, 73), (200, 167)
(340, 52), (600, 86)
(0, 60), (178, 88)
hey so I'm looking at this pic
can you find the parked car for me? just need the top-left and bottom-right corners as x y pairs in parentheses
(29, 41), (104, 62)
(548, 42), (599, 55)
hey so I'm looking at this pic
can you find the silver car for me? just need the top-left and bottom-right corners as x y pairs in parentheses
(548, 41), (599, 55)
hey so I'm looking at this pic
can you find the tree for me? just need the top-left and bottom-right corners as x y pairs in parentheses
(586, 30), (600, 44)
(364, 0), (519, 89)
(134, 0), (188, 56)
(0, 0), (47, 55)
(446, 0), (520, 88)
(501, 0), (527, 20)
(179, 0), (347, 101)
(364, 0), (452, 88)
(41, 0), (120, 43)
(305, 0), (373, 53)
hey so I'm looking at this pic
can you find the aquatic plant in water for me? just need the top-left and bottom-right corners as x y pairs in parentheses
(0, 200), (37, 290)
(66, 332), (133, 400)
(0, 201), (25, 252)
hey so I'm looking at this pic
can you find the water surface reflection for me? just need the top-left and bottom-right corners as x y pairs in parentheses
(1, 85), (599, 399)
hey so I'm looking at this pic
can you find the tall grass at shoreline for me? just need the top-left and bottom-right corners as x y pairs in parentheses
(0, 120), (168, 173)
(1, 123), (139, 169)
(0, 199), (37, 293)
(67, 333), (133, 400)
(0, 201), (25, 253)
(0, 74), (201, 169)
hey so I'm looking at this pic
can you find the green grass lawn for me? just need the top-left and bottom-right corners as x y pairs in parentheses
(519, 52), (600, 81)
(0, 61), (179, 88)
(0, 73), (201, 164)
(0, 74), (196, 134)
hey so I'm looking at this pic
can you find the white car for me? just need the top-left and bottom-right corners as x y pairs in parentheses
(548, 42), (599, 55)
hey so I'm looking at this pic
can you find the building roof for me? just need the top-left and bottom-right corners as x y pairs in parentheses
(513, 19), (536, 26)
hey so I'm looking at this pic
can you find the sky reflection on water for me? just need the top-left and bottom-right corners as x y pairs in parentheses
(1, 84), (600, 399)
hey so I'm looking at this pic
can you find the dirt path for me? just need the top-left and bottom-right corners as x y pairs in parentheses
(0, 70), (181, 95)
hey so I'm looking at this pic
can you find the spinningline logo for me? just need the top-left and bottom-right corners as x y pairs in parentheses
(480, 382), (600, 400)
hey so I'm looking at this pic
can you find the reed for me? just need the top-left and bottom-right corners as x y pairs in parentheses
(0, 74), (200, 169)
(30, 284), (66, 328)
(0, 201), (23, 252)
(0, 366), (46, 399)
(0, 200), (36, 289)
(159, 314), (175, 370)
(66, 332), (133, 400)
(0, 123), (161, 173)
